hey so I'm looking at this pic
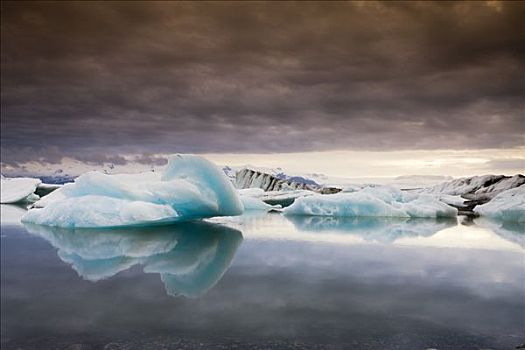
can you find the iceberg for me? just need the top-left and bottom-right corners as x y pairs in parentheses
(0, 176), (41, 204)
(283, 186), (458, 218)
(31, 183), (70, 208)
(235, 167), (340, 194)
(24, 221), (243, 297)
(235, 167), (313, 191)
(474, 186), (525, 222)
(22, 155), (243, 228)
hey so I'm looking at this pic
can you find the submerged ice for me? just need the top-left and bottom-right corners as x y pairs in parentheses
(23, 155), (243, 228)
(283, 186), (458, 218)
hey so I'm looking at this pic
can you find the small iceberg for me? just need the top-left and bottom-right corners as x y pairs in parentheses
(0, 175), (41, 204)
(22, 155), (243, 228)
(283, 186), (458, 218)
(474, 186), (525, 222)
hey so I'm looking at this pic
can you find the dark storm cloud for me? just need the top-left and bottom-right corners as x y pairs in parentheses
(1, 1), (524, 166)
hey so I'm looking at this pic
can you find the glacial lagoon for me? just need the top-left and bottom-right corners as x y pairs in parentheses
(1, 205), (524, 349)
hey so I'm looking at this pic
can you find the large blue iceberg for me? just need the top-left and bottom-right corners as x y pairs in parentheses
(22, 155), (243, 228)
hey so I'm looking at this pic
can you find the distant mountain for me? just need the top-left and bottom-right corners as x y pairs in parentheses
(36, 169), (76, 184)
(274, 172), (320, 187)
(222, 166), (237, 181)
(37, 175), (76, 185)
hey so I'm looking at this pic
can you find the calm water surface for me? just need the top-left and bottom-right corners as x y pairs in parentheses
(1, 205), (524, 349)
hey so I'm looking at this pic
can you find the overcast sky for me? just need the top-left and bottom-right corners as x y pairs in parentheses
(1, 1), (524, 176)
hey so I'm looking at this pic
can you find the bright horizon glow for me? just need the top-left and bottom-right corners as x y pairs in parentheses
(2, 147), (523, 179)
(203, 147), (525, 178)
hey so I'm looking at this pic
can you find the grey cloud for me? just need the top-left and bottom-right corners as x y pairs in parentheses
(484, 158), (525, 171)
(133, 154), (168, 166)
(73, 154), (129, 166)
(1, 1), (524, 166)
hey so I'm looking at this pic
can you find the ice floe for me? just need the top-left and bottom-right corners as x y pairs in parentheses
(0, 176), (41, 204)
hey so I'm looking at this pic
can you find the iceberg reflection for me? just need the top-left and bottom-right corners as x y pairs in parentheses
(286, 215), (457, 243)
(24, 221), (243, 297)
(474, 217), (525, 248)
